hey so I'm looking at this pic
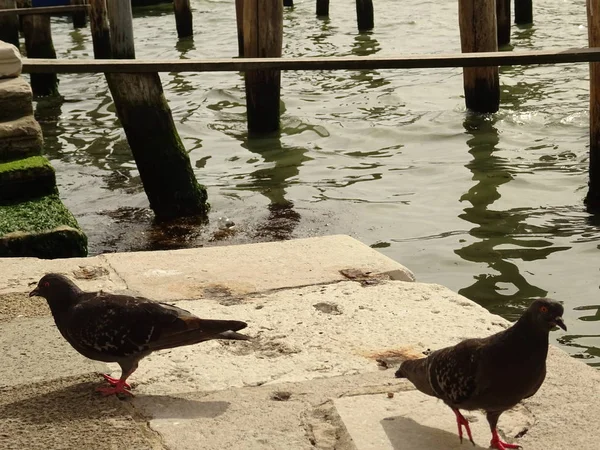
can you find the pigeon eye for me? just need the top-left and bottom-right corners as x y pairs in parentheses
(540, 306), (548, 313)
(43, 282), (50, 288)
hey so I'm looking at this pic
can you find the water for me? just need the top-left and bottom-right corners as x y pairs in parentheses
(25, 0), (600, 364)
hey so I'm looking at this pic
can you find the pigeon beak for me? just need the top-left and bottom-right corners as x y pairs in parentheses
(553, 317), (567, 331)
(29, 287), (40, 297)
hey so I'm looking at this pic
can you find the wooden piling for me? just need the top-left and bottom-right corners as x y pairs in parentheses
(22, 15), (59, 96)
(458, 0), (499, 113)
(0, 0), (19, 48)
(243, 0), (283, 134)
(104, 0), (208, 219)
(316, 0), (329, 17)
(71, 0), (87, 29)
(89, 0), (111, 59)
(497, 0), (511, 46)
(15, 0), (29, 33)
(107, 0), (134, 58)
(173, 0), (193, 39)
(235, 0), (244, 57)
(586, 0), (600, 210)
(356, 0), (374, 32)
(514, 0), (533, 25)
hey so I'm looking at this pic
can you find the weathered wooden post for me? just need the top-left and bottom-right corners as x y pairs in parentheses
(514, 0), (533, 25)
(243, 0), (283, 134)
(104, 0), (208, 219)
(356, 0), (374, 31)
(22, 15), (59, 96)
(283, 0), (293, 7)
(316, 0), (329, 17)
(71, 0), (87, 29)
(458, 0), (499, 113)
(235, 0), (244, 56)
(107, 0), (134, 57)
(497, 0), (511, 46)
(586, 0), (600, 209)
(89, 0), (111, 58)
(173, 0), (193, 38)
(0, 0), (19, 48)
(16, 0), (29, 32)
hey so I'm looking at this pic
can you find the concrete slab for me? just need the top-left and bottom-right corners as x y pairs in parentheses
(120, 280), (506, 396)
(132, 371), (392, 450)
(0, 374), (163, 450)
(0, 256), (127, 295)
(0, 291), (51, 323)
(0, 317), (107, 388)
(103, 235), (415, 301)
(334, 390), (532, 450)
(515, 346), (600, 450)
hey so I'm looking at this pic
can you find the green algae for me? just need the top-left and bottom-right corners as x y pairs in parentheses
(0, 194), (87, 258)
(0, 194), (79, 235)
(0, 156), (56, 203)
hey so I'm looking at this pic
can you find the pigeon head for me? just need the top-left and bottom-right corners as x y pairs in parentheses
(526, 298), (567, 332)
(29, 273), (82, 314)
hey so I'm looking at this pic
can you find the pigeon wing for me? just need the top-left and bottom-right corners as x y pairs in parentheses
(66, 292), (184, 358)
(428, 338), (487, 407)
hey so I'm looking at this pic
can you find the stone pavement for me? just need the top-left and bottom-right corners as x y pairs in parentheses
(0, 235), (598, 449)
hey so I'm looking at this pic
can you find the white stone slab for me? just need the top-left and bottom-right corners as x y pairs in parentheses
(103, 235), (415, 301)
(122, 280), (506, 396)
(0, 317), (107, 388)
(0, 41), (21, 78)
(334, 390), (532, 450)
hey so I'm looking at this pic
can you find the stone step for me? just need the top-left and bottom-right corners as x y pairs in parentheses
(0, 194), (88, 258)
(0, 77), (33, 122)
(0, 155), (56, 203)
(0, 115), (43, 163)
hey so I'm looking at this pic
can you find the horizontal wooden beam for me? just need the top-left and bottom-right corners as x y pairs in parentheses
(20, 47), (600, 74)
(0, 5), (90, 17)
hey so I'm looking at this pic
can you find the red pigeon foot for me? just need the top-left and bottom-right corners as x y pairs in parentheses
(96, 381), (134, 397)
(490, 430), (521, 450)
(102, 374), (131, 389)
(452, 408), (475, 445)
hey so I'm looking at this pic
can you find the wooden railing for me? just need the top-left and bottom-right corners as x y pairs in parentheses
(19, 47), (600, 73)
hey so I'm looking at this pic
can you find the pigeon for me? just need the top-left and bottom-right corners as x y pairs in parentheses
(395, 298), (566, 450)
(30, 273), (250, 396)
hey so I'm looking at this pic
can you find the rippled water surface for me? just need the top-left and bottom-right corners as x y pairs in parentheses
(25, 0), (600, 364)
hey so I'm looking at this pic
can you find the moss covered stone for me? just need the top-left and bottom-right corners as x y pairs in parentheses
(0, 194), (87, 258)
(0, 156), (56, 203)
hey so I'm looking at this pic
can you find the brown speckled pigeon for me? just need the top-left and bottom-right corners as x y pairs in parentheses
(395, 298), (566, 450)
(30, 273), (250, 396)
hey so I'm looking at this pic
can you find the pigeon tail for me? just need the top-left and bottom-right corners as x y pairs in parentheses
(216, 330), (251, 341)
(149, 318), (250, 351)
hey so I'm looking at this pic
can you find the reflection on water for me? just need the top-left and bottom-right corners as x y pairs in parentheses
(351, 32), (380, 57)
(456, 114), (559, 317)
(239, 134), (310, 239)
(29, 0), (600, 366)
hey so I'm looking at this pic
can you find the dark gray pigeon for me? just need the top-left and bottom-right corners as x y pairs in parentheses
(30, 273), (250, 396)
(395, 298), (566, 450)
